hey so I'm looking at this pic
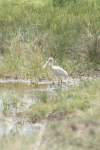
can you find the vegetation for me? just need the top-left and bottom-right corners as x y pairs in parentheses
(28, 78), (100, 122)
(0, 79), (100, 149)
(0, 0), (100, 80)
(1, 114), (100, 150)
(0, 0), (100, 149)
(1, 79), (99, 120)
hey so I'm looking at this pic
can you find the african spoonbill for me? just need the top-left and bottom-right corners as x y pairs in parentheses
(43, 57), (68, 84)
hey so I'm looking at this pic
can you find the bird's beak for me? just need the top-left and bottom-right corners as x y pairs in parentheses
(43, 60), (49, 69)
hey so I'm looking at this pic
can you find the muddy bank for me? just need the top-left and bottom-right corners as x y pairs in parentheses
(0, 77), (79, 84)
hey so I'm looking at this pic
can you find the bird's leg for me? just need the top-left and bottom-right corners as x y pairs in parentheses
(57, 77), (63, 91)
(60, 77), (62, 83)
(58, 77), (62, 86)
(58, 77), (60, 86)
(52, 81), (55, 86)
(50, 81), (55, 88)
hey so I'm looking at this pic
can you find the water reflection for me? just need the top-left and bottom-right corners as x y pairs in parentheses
(0, 117), (42, 137)
(0, 77), (80, 138)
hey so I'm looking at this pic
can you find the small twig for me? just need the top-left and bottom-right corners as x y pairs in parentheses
(34, 113), (51, 150)
(34, 123), (46, 150)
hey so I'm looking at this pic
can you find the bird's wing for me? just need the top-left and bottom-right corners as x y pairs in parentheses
(52, 66), (68, 76)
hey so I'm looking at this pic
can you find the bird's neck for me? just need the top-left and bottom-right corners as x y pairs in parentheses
(49, 62), (53, 69)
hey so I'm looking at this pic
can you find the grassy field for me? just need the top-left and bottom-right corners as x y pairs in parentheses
(0, 78), (100, 149)
(27, 78), (100, 122)
(0, 78), (99, 121)
(0, 0), (100, 149)
(0, 0), (100, 80)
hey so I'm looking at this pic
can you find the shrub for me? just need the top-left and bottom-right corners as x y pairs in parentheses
(87, 33), (100, 65)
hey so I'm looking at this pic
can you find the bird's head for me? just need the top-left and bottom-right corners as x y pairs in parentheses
(48, 57), (54, 62)
(43, 57), (54, 68)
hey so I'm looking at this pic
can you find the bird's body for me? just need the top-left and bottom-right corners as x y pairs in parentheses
(49, 65), (68, 78)
(43, 57), (68, 84)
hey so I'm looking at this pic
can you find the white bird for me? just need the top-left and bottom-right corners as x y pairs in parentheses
(43, 57), (68, 84)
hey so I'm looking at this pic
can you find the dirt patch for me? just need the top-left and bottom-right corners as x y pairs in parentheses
(28, 111), (74, 124)
(76, 122), (89, 137)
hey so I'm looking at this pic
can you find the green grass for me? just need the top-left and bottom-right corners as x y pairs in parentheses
(39, 114), (100, 150)
(0, 89), (23, 116)
(28, 78), (100, 122)
(0, 0), (100, 79)
(1, 114), (100, 150)
(0, 1), (100, 148)
(1, 78), (100, 122)
(0, 79), (100, 150)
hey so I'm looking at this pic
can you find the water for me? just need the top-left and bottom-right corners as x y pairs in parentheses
(0, 77), (80, 138)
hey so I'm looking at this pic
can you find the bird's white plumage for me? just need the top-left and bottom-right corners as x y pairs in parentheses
(43, 57), (68, 83)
